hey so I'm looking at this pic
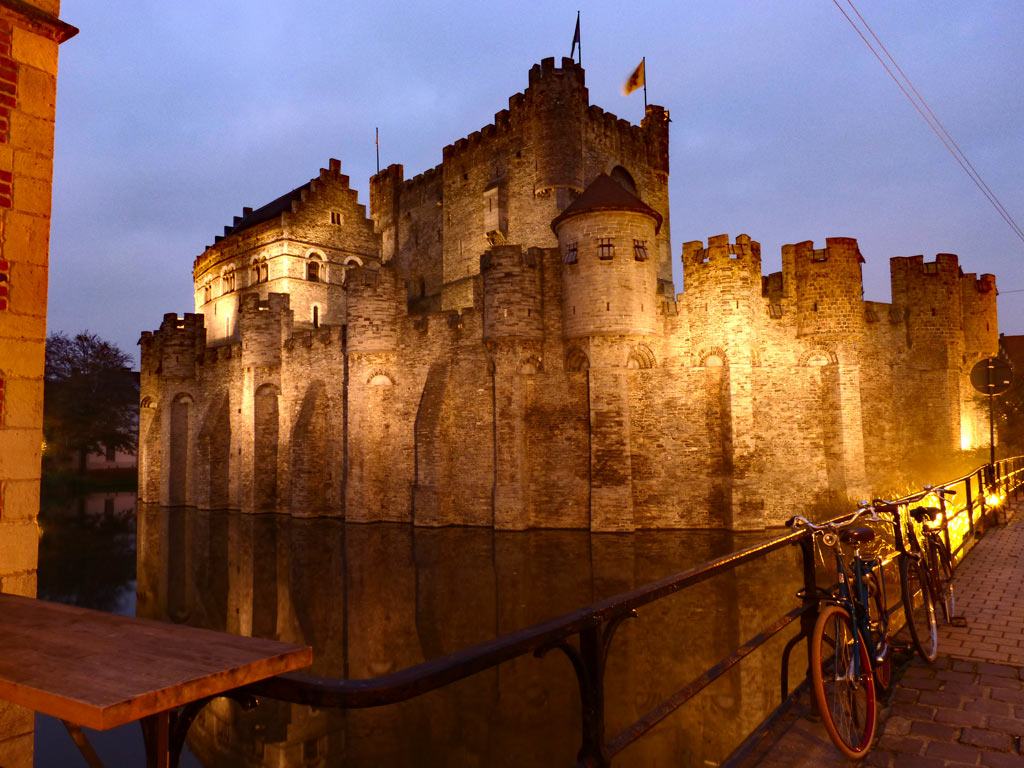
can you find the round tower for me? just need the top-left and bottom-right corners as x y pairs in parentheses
(481, 245), (543, 342)
(526, 57), (586, 205)
(790, 237), (865, 339)
(681, 233), (763, 344)
(890, 253), (964, 360)
(554, 173), (661, 339)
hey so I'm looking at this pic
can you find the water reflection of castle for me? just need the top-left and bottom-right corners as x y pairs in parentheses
(138, 505), (803, 766)
(139, 55), (998, 532)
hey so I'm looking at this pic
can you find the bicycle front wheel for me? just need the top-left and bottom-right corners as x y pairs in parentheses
(865, 570), (892, 692)
(811, 604), (877, 758)
(900, 556), (938, 662)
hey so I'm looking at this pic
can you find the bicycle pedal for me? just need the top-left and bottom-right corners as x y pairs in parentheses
(950, 616), (968, 628)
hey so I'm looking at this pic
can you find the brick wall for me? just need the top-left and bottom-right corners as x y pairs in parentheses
(0, 2), (75, 765)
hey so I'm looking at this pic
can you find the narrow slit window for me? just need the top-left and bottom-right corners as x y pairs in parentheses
(563, 242), (578, 264)
(330, 211), (343, 225)
(633, 239), (649, 261)
(598, 238), (614, 260)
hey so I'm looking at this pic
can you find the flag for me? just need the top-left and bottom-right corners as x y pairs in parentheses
(571, 12), (580, 60)
(623, 58), (645, 95)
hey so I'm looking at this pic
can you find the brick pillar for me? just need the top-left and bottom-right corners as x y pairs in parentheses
(726, 360), (765, 529)
(835, 352), (868, 498)
(0, 4), (77, 764)
(491, 345), (531, 530)
(588, 367), (635, 532)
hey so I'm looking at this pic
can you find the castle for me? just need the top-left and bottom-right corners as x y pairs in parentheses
(139, 56), (999, 531)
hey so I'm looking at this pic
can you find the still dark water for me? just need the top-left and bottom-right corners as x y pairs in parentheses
(35, 494), (807, 767)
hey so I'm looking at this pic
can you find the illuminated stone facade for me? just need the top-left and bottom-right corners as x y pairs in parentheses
(139, 56), (999, 531)
(0, 1), (76, 764)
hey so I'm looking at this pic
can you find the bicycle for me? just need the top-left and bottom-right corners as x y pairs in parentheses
(868, 500), (939, 664)
(789, 508), (895, 758)
(906, 485), (960, 626)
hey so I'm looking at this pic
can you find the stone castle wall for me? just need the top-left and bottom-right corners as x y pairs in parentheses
(139, 58), (1000, 532)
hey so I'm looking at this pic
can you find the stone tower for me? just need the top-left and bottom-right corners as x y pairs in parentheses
(553, 173), (662, 530)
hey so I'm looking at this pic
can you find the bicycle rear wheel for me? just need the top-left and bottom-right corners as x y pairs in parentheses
(930, 539), (956, 623)
(811, 604), (877, 758)
(900, 556), (938, 662)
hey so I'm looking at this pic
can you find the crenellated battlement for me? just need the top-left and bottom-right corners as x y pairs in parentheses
(284, 325), (340, 351)
(527, 56), (585, 88)
(683, 233), (762, 267)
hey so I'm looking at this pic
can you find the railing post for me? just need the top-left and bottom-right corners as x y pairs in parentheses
(965, 475), (975, 540)
(798, 535), (819, 677)
(939, 491), (953, 559)
(577, 623), (609, 768)
(978, 468), (988, 528)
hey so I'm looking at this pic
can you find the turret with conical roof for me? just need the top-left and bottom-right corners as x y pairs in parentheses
(554, 173), (662, 338)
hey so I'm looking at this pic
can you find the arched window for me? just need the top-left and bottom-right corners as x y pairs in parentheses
(251, 265), (260, 284)
(307, 262), (320, 282)
(260, 264), (269, 283)
(203, 285), (211, 303)
(610, 165), (638, 195)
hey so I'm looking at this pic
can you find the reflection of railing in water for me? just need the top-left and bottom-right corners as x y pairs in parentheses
(234, 457), (1024, 768)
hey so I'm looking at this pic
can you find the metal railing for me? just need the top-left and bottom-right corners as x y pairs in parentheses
(239, 457), (1024, 768)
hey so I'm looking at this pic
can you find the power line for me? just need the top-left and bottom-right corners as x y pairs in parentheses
(832, 0), (1024, 246)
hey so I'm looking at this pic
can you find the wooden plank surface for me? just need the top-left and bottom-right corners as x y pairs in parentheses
(0, 593), (312, 730)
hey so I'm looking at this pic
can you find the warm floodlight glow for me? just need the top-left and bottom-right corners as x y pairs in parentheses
(986, 493), (1004, 508)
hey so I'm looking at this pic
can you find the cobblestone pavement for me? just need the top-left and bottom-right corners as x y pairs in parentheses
(736, 503), (1024, 767)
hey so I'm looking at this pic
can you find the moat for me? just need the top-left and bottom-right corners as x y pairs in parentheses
(37, 494), (806, 767)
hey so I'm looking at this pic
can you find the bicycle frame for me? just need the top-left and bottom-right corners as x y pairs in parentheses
(820, 537), (886, 679)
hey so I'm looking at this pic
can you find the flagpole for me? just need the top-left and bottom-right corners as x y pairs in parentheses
(375, 126), (380, 174)
(578, 11), (581, 66)
(643, 57), (647, 110)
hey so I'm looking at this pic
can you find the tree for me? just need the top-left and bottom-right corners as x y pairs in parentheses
(43, 332), (138, 473)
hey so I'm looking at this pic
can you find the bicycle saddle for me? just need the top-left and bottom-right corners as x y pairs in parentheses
(840, 526), (875, 544)
(909, 506), (942, 523)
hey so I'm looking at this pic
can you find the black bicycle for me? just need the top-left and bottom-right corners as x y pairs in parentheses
(869, 500), (939, 664)
(789, 508), (893, 758)
(906, 485), (959, 626)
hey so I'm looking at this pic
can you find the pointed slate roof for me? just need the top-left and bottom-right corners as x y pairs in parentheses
(550, 173), (663, 235)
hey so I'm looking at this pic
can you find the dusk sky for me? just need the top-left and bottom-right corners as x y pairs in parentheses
(50, 1), (1023, 365)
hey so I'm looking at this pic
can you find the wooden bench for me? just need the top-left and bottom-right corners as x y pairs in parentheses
(0, 593), (312, 767)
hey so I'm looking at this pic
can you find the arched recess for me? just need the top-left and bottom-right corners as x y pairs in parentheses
(626, 344), (656, 370)
(290, 381), (330, 515)
(169, 393), (194, 506)
(799, 343), (838, 367)
(698, 347), (728, 368)
(565, 346), (590, 373)
(139, 396), (161, 503)
(253, 383), (280, 512)
(519, 356), (542, 374)
(609, 165), (638, 196)
(197, 393), (231, 508)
